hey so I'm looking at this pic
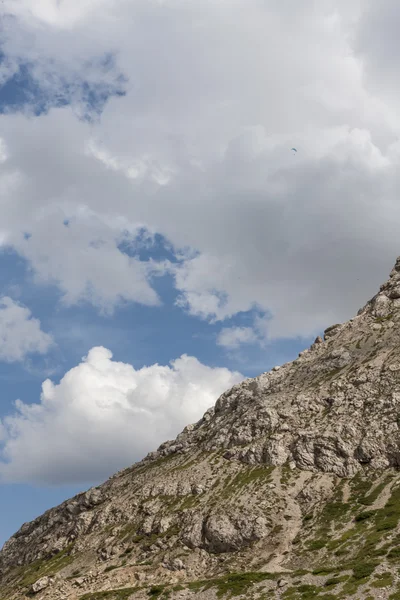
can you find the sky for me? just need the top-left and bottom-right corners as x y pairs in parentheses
(0, 0), (400, 547)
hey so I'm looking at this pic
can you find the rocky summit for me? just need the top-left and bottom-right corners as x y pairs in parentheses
(5, 260), (400, 600)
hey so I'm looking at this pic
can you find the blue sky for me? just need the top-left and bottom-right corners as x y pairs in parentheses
(0, 0), (399, 548)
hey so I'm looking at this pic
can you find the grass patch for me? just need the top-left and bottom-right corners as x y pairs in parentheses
(220, 466), (274, 499)
(19, 544), (75, 587)
(104, 565), (119, 573)
(188, 572), (277, 598)
(388, 547), (400, 560)
(148, 586), (165, 597)
(118, 521), (139, 541)
(169, 454), (206, 472)
(359, 478), (391, 506)
(324, 578), (340, 588)
(350, 473), (373, 499)
(80, 588), (138, 600)
(352, 561), (378, 580)
(307, 539), (326, 551)
(322, 503), (350, 521)
(371, 572), (393, 588)
(334, 548), (350, 557)
(374, 484), (400, 531)
(312, 567), (337, 576)
(355, 510), (376, 522)
(324, 576), (347, 587)
(296, 584), (320, 599)
(303, 514), (313, 522)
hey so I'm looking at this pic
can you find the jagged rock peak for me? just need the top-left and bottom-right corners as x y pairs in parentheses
(357, 255), (400, 318)
(144, 256), (400, 477)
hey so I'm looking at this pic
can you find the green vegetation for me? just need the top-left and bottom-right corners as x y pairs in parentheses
(80, 587), (138, 600)
(307, 539), (326, 551)
(350, 473), (373, 498)
(303, 514), (313, 522)
(188, 572), (277, 598)
(104, 565), (119, 573)
(299, 473), (400, 570)
(282, 584), (321, 600)
(118, 521), (139, 541)
(221, 465), (274, 497)
(322, 502), (350, 521)
(119, 519), (179, 547)
(280, 465), (293, 485)
(178, 495), (201, 510)
(169, 454), (206, 472)
(388, 547), (400, 560)
(371, 572), (393, 588)
(14, 471), (400, 600)
(148, 585), (166, 597)
(305, 497), (351, 553)
(352, 561), (378, 580)
(375, 314), (393, 322)
(312, 568), (337, 576)
(355, 510), (376, 522)
(18, 544), (75, 588)
(359, 477), (391, 506)
(324, 576), (347, 587)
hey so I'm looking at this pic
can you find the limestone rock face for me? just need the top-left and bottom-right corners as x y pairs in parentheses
(5, 257), (400, 599)
(31, 576), (51, 593)
(149, 278), (400, 478)
(202, 512), (269, 553)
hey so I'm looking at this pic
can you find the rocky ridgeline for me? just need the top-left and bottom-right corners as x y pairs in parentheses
(148, 256), (400, 476)
(3, 258), (400, 600)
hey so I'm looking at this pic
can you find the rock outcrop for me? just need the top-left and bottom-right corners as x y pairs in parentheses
(146, 256), (400, 477)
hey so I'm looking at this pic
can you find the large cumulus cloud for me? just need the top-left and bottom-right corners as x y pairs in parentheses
(0, 1), (399, 341)
(0, 346), (243, 484)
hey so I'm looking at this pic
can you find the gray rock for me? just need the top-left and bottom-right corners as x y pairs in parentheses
(31, 576), (51, 593)
(163, 558), (185, 571)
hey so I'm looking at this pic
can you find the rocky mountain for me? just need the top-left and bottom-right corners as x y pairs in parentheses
(4, 259), (400, 600)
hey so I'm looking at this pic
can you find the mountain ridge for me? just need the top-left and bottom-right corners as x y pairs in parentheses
(3, 258), (400, 599)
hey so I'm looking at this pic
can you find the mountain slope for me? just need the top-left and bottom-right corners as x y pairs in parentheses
(4, 258), (400, 599)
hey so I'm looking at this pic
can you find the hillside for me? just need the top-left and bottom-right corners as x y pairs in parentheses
(4, 259), (400, 599)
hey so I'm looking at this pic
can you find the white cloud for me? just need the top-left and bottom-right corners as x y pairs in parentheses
(0, 346), (243, 484)
(0, 297), (53, 362)
(15, 210), (162, 312)
(0, 2), (400, 338)
(217, 326), (258, 350)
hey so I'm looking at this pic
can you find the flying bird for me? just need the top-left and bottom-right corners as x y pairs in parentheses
(291, 147), (297, 153)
